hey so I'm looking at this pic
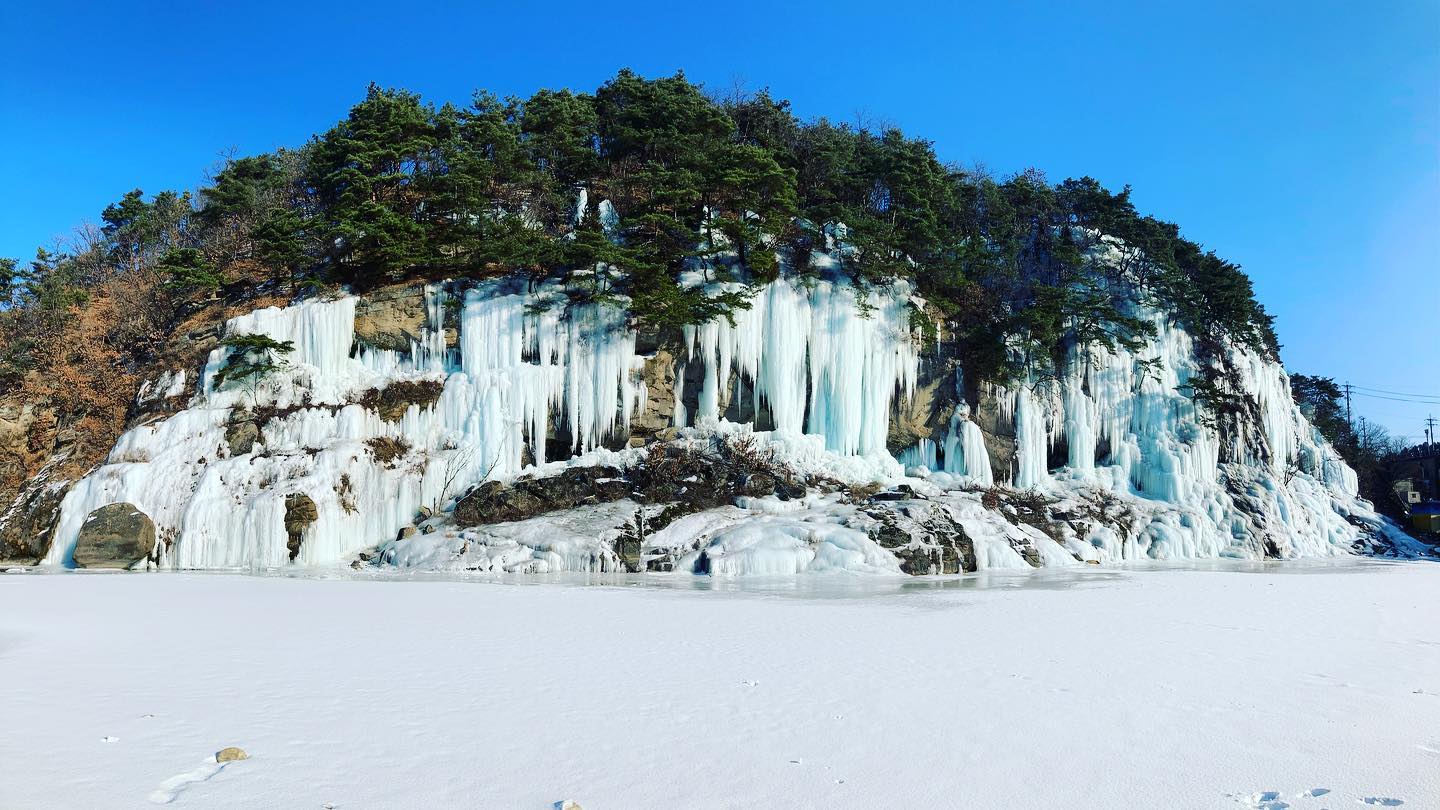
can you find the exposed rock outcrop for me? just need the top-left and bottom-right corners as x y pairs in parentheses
(455, 466), (632, 525)
(353, 283), (456, 352)
(353, 285), (430, 352)
(453, 437), (808, 530)
(0, 473), (70, 563)
(630, 349), (680, 445)
(0, 399), (71, 561)
(283, 493), (318, 561)
(358, 379), (446, 422)
(225, 419), (260, 457)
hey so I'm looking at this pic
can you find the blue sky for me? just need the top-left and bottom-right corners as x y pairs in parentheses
(2, 0), (1436, 438)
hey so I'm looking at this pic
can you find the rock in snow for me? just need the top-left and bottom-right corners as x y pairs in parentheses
(72, 503), (156, 568)
(215, 747), (248, 763)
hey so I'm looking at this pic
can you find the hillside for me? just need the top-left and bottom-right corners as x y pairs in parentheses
(0, 70), (1425, 570)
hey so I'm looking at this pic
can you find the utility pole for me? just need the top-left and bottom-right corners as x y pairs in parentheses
(1343, 382), (1353, 428)
(1426, 414), (1437, 446)
(1359, 415), (1368, 452)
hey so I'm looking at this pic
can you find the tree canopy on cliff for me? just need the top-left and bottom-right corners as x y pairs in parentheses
(0, 69), (1281, 399)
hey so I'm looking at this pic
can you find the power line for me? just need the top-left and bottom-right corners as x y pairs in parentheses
(1350, 384), (1440, 399)
(1350, 391), (1440, 405)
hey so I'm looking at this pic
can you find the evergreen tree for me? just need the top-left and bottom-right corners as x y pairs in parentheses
(157, 247), (224, 293)
(1290, 375), (1352, 448)
(0, 258), (18, 308)
(2, 69), (1290, 403)
(214, 333), (296, 407)
(521, 88), (601, 188)
(307, 84), (440, 282)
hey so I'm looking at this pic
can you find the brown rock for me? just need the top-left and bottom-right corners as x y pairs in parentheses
(358, 380), (445, 422)
(215, 747), (249, 762)
(224, 420), (260, 456)
(630, 350), (680, 441)
(354, 285), (430, 352)
(283, 493), (318, 561)
(73, 503), (156, 568)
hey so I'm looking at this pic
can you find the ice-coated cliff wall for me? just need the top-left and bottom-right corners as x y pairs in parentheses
(38, 222), (1412, 571)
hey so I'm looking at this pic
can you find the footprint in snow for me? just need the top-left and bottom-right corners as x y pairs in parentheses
(1360, 799), (1403, 807)
(147, 755), (242, 804)
(1245, 791), (1289, 810)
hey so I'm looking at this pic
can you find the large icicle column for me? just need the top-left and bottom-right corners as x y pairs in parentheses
(682, 278), (921, 457)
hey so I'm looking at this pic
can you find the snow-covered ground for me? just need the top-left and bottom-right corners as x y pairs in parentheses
(2, 563), (1438, 809)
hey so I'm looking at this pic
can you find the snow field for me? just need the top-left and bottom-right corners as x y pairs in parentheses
(2, 563), (1437, 809)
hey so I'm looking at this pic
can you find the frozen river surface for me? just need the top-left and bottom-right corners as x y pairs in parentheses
(2, 561), (1437, 809)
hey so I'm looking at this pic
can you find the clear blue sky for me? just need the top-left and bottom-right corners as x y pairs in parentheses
(2, 0), (1437, 439)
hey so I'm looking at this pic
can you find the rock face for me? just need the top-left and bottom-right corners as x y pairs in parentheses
(887, 358), (956, 457)
(0, 401), (59, 481)
(629, 350), (680, 445)
(283, 494), (318, 561)
(971, 384), (1017, 483)
(455, 466), (632, 525)
(73, 503), (156, 568)
(453, 439), (808, 530)
(354, 284), (451, 351)
(0, 474), (69, 563)
(0, 400), (70, 561)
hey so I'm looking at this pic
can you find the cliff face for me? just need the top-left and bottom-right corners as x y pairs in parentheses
(3, 222), (1425, 572)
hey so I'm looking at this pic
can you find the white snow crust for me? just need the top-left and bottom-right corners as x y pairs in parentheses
(2, 565), (1437, 808)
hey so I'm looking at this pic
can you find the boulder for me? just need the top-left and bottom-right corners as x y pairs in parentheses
(225, 420), (260, 456)
(73, 503), (156, 568)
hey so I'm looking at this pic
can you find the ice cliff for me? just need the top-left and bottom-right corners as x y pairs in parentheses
(32, 220), (1422, 573)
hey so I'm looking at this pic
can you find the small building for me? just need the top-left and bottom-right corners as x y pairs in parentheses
(1410, 501), (1440, 535)
(1390, 442), (1440, 503)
